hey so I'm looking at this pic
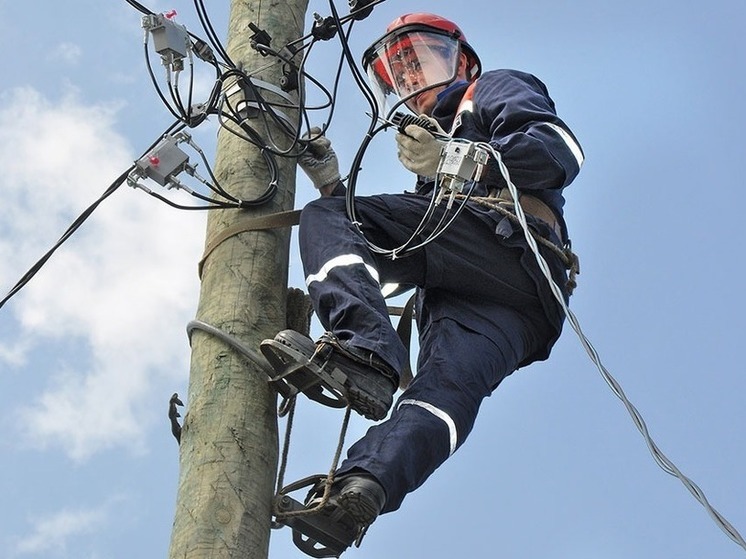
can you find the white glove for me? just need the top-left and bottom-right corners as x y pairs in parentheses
(297, 127), (340, 189)
(395, 116), (447, 177)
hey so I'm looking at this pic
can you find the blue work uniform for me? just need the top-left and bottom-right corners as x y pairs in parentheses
(298, 69), (584, 513)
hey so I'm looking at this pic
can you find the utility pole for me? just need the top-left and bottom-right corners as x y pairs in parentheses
(169, 1), (309, 558)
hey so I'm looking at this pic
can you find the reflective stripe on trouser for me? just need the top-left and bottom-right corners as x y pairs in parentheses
(300, 193), (561, 512)
(337, 316), (524, 513)
(299, 196), (412, 373)
(298, 193), (549, 374)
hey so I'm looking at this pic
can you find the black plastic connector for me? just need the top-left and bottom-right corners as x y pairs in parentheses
(392, 112), (441, 135)
(349, 0), (375, 20)
(249, 22), (272, 55)
(280, 70), (298, 92)
(311, 14), (338, 41)
(191, 38), (216, 64)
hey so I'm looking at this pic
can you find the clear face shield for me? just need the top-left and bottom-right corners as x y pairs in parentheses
(363, 28), (461, 115)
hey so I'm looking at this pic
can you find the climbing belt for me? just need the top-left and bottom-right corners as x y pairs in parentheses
(459, 194), (581, 295)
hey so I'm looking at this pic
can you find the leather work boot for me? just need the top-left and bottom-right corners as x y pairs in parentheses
(305, 473), (387, 550)
(315, 332), (398, 421)
(271, 329), (398, 421)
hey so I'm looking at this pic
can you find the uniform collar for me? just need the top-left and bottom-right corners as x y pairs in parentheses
(436, 80), (469, 101)
(432, 80), (471, 128)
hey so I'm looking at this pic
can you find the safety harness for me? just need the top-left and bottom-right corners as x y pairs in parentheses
(450, 80), (579, 292)
(184, 79), (581, 558)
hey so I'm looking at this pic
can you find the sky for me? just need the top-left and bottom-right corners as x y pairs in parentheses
(1, 1), (745, 558)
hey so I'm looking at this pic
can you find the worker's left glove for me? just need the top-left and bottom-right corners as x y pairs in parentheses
(297, 127), (341, 189)
(395, 116), (447, 177)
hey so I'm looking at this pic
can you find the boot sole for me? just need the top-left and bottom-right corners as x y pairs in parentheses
(337, 489), (380, 526)
(345, 382), (391, 421)
(273, 330), (392, 421)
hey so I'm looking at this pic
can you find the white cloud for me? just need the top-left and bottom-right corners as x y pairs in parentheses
(13, 503), (109, 556)
(0, 336), (30, 367)
(0, 86), (204, 460)
(49, 42), (83, 65)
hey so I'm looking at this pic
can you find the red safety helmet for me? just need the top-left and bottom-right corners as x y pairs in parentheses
(362, 13), (482, 112)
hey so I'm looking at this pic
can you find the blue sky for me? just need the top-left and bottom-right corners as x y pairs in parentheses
(1, 1), (745, 558)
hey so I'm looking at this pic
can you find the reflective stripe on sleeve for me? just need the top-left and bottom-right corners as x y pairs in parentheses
(398, 399), (458, 456)
(543, 122), (585, 168)
(305, 254), (380, 287)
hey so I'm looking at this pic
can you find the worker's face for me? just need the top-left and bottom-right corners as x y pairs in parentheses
(389, 46), (450, 114)
(365, 31), (463, 116)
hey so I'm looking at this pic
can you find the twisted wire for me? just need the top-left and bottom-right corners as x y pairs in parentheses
(477, 142), (746, 551)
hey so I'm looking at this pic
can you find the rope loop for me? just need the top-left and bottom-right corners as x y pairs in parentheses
(462, 195), (580, 295)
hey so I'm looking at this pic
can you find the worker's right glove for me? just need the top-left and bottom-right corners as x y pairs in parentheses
(297, 127), (341, 190)
(395, 116), (447, 177)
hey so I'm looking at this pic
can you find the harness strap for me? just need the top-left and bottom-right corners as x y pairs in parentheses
(394, 293), (417, 390)
(494, 187), (563, 242)
(465, 194), (580, 295)
(198, 209), (302, 278)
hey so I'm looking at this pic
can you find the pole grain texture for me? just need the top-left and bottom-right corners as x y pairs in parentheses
(169, 1), (309, 558)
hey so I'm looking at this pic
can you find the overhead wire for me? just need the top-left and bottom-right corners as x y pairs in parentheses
(123, 0), (153, 16)
(477, 141), (746, 553)
(0, 170), (127, 310)
(192, 0), (235, 68)
(0, 119), (186, 310)
(2, 0), (371, 317)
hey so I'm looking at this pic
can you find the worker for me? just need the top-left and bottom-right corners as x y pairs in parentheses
(285, 11), (584, 552)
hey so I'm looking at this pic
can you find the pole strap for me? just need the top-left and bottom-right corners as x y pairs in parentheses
(394, 293), (417, 390)
(198, 209), (302, 278)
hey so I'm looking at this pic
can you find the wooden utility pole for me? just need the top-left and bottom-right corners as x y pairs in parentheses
(169, 1), (309, 558)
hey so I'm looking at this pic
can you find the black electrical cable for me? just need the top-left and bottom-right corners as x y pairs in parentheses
(210, 107), (281, 205)
(395, 181), (478, 256)
(326, 0), (387, 234)
(139, 188), (243, 210)
(291, 32), (355, 151)
(185, 56), (196, 122)
(0, 168), (129, 311)
(168, 72), (188, 119)
(0, 120), (185, 311)
(193, 0), (235, 68)
(216, 78), (305, 159)
(143, 39), (185, 122)
(254, 43), (317, 156)
(171, 54), (199, 126)
(187, 142), (244, 204)
(349, 0), (387, 21)
(123, 0), (153, 15)
(291, 40), (349, 158)
(323, 0), (478, 258)
(320, 32), (353, 133)
(210, 11), (342, 158)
